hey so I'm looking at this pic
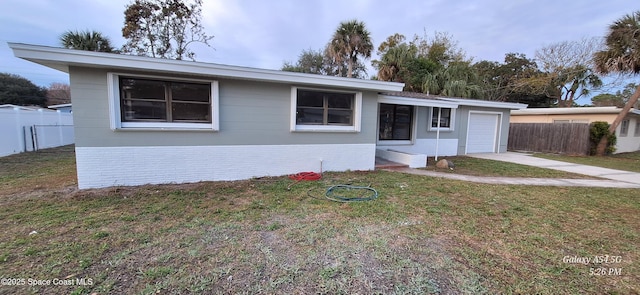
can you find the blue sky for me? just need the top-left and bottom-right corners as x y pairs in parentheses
(0, 0), (636, 105)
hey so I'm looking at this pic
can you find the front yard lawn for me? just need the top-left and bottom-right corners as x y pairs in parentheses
(534, 151), (640, 173)
(0, 146), (638, 294)
(424, 156), (596, 178)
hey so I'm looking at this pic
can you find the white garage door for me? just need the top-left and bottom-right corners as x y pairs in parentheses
(466, 113), (500, 153)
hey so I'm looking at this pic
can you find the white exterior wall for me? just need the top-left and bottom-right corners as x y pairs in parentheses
(377, 138), (458, 157)
(75, 143), (375, 189)
(615, 117), (640, 153)
(375, 149), (427, 168)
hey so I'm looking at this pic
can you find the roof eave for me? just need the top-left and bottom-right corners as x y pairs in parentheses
(9, 43), (405, 92)
(378, 94), (459, 108)
(437, 97), (528, 110)
(511, 107), (636, 115)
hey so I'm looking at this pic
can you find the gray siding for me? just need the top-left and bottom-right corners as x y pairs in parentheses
(414, 106), (460, 140)
(455, 106), (511, 154)
(70, 67), (378, 147)
(409, 105), (512, 154)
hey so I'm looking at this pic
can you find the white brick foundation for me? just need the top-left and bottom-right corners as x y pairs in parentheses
(377, 139), (458, 157)
(75, 144), (375, 189)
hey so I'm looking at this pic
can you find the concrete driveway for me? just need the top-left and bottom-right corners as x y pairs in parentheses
(468, 152), (640, 186)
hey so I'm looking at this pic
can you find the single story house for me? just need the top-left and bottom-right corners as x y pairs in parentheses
(511, 107), (640, 154)
(10, 43), (526, 189)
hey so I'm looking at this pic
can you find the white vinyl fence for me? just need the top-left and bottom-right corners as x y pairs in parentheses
(0, 107), (74, 157)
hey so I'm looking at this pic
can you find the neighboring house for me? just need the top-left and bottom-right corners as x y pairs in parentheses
(0, 104), (43, 111)
(511, 107), (640, 154)
(48, 103), (72, 113)
(10, 43), (525, 189)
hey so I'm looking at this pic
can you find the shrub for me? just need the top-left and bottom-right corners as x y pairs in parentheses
(589, 121), (616, 155)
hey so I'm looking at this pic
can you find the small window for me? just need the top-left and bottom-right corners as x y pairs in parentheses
(431, 107), (452, 128)
(572, 119), (589, 123)
(379, 103), (413, 140)
(292, 87), (361, 132)
(635, 122), (640, 137)
(120, 77), (211, 123)
(620, 119), (629, 137)
(553, 119), (588, 124)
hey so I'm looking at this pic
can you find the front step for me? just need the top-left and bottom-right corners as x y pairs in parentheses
(375, 157), (408, 169)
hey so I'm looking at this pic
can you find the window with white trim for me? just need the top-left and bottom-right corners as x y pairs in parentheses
(553, 119), (589, 123)
(635, 121), (640, 137)
(430, 107), (454, 130)
(620, 119), (629, 137)
(291, 87), (361, 132)
(108, 73), (219, 130)
(120, 77), (211, 123)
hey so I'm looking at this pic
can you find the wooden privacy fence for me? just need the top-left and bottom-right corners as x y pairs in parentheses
(508, 123), (590, 155)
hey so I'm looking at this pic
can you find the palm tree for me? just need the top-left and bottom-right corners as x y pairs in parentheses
(593, 11), (640, 155)
(375, 43), (415, 82)
(328, 20), (373, 78)
(60, 30), (115, 53)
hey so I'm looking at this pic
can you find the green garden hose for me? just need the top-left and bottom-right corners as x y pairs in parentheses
(308, 184), (379, 202)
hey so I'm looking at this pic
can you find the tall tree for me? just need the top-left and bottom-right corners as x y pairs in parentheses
(410, 31), (466, 66)
(472, 53), (551, 106)
(374, 42), (419, 83)
(328, 20), (373, 78)
(0, 73), (47, 106)
(122, 0), (213, 60)
(282, 49), (326, 74)
(376, 33), (406, 57)
(60, 30), (115, 52)
(422, 61), (482, 98)
(374, 32), (472, 95)
(617, 83), (640, 108)
(591, 93), (625, 107)
(46, 83), (71, 106)
(594, 10), (640, 155)
(534, 38), (603, 107)
(282, 47), (366, 78)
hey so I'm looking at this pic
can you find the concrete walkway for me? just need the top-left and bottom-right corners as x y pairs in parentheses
(382, 152), (640, 188)
(469, 152), (640, 186)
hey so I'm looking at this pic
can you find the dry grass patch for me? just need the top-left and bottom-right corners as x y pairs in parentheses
(0, 147), (638, 294)
(424, 156), (597, 179)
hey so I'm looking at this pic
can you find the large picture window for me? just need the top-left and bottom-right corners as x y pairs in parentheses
(120, 77), (211, 123)
(379, 103), (413, 140)
(296, 89), (354, 125)
(291, 87), (361, 132)
(109, 73), (218, 130)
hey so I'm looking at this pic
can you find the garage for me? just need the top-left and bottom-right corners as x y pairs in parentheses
(466, 112), (500, 153)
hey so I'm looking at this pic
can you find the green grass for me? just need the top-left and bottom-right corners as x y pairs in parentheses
(0, 146), (638, 294)
(425, 156), (596, 178)
(534, 151), (640, 173)
(0, 145), (77, 196)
